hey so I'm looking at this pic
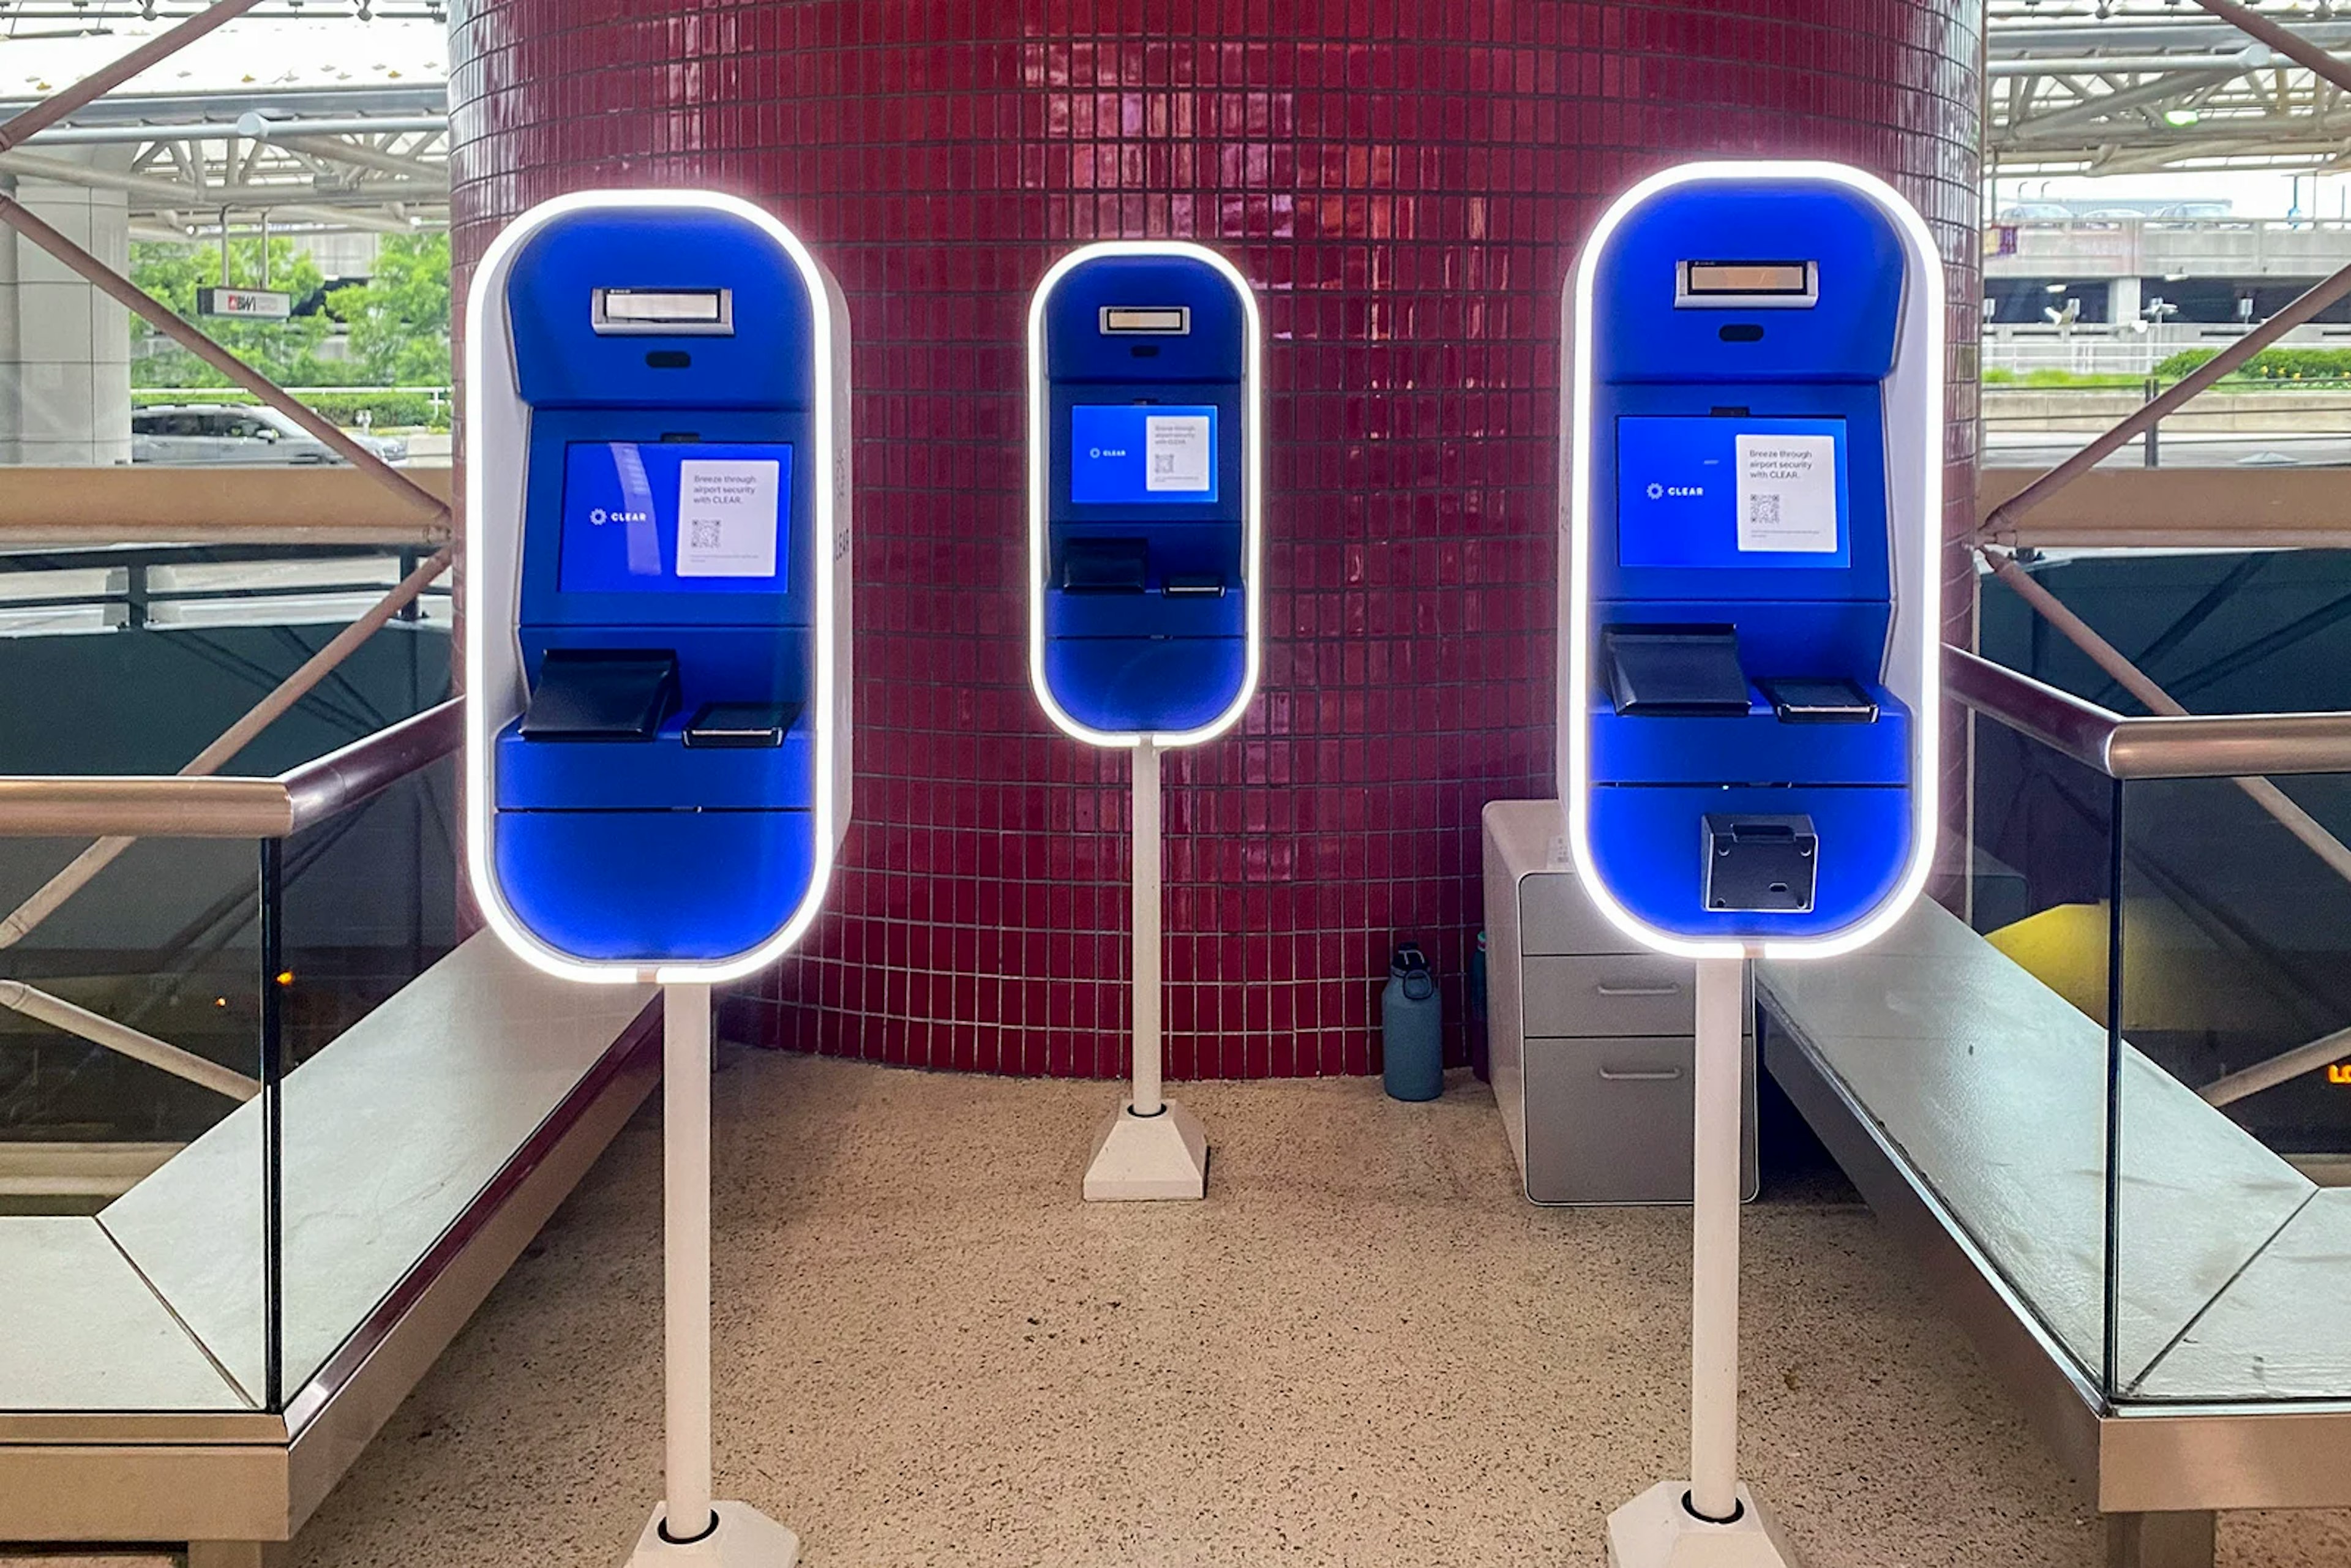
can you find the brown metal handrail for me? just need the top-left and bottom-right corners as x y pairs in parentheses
(1946, 648), (2351, 781)
(281, 700), (464, 833)
(0, 699), (461, 841)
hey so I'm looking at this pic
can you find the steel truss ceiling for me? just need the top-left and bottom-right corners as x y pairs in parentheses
(0, 84), (445, 238)
(9, 2), (2351, 209)
(1993, 3), (2351, 175)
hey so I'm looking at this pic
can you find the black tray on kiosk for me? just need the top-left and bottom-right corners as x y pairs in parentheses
(1602, 625), (1752, 718)
(520, 648), (680, 741)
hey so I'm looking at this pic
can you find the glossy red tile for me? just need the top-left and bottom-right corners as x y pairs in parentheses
(451, 0), (1982, 1079)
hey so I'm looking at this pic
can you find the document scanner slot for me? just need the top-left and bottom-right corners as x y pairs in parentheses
(685, 701), (801, 749)
(520, 648), (680, 741)
(1163, 573), (1226, 597)
(1603, 626), (1752, 718)
(1061, 538), (1149, 593)
(1757, 676), (1878, 724)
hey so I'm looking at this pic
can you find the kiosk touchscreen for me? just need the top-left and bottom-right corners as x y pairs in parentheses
(464, 190), (850, 1568)
(1027, 242), (1264, 1201)
(1561, 162), (1941, 1568)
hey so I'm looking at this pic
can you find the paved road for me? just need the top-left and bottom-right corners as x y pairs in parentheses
(1987, 429), (2351, 469)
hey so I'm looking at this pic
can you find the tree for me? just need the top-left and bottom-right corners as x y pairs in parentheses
(128, 237), (334, 388)
(324, 231), (451, 386)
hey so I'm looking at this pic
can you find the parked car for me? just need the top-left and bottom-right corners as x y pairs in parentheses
(130, 404), (408, 467)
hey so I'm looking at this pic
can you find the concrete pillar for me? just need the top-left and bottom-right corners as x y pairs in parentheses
(0, 157), (133, 467)
(2109, 274), (2143, 328)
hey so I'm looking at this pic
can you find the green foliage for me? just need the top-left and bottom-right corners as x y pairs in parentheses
(129, 238), (335, 387)
(324, 232), (452, 386)
(1981, 367), (2148, 388)
(2151, 346), (2351, 384)
(129, 231), (452, 408)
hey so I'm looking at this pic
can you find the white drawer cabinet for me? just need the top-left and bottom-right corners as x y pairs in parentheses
(1482, 800), (1757, 1205)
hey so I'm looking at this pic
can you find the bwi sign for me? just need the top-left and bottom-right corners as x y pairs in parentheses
(196, 287), (292, 320)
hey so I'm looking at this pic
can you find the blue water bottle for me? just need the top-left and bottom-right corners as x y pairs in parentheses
(1382, 942), (1443, 1101)
(1468, 929), (1490, 1082)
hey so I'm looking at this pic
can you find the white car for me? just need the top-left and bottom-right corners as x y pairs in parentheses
(130, 403), (409, 467)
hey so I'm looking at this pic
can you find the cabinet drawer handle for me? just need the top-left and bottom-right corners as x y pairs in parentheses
(1599, 1066), (1685, 1083)
(1595, 983), (1682, 997)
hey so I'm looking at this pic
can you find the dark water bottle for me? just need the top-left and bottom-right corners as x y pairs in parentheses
(1382, 942), (1443, 1101)
(1468, 929), (1491, 1083)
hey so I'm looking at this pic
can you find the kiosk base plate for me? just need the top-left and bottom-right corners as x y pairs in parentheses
(1607, 1482), (1802, 1568)
(626, 1501), (801, 1568)
(1082, 1098), (1208, 1201)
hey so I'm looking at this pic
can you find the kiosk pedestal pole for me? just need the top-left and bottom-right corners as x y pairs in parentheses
(1607, 954), (1800, 1568)
(626, 982), (801, 1567)
(1082, 738), (1208, 1201)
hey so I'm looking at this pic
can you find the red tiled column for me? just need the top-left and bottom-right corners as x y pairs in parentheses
(449, 2), (1984, 1078)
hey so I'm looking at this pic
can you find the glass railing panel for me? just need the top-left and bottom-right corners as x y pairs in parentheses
(2113, 770), (2351, 1405)
(274, 754), (476, 1393)
(0, 832), (266, 1411)
(1759, 712), (2117, 1384)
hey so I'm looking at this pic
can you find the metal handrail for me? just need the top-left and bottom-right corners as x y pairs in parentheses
(0, 699), (461, 841)
(283, 700), (463, 831)
(1948, 647), (2351, 780)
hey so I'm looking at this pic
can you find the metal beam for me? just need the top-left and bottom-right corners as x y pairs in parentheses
(0, 149), (426, 230)
(1993, 17), (2351, 54)
(1978, 468), (2351, 550)
(0, 88), (445, 127)
(0, 979), (261, 1101)
(2200, 1021), (2351, 1108)
(2009, 68), (2248, 141)
(0, 467), (454, 547)
(2193, 0), (2351, 97)
(1991, 53), (2273, 76)
(23, 116), (447, 147)
(269, 132), (446, 183)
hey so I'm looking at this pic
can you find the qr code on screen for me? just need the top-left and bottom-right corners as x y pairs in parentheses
(1747, 493), (1781, 528)
(689, 520), (723, 549)
(1152, 452), (1176, 475)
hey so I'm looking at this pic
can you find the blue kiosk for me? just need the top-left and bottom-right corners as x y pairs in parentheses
(464, 190), (851, 1568)
(1562, 162), (1943, 1567)
(1027, 241), (1263, 1201)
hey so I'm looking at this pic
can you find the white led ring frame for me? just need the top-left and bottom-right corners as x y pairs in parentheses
(462, 189), (847, 985)
(1560, 160), (1945, 962)
(1025, 239), (1265, 750)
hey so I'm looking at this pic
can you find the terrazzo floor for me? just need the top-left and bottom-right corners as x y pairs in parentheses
(288, 1052), (2351, 1568)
